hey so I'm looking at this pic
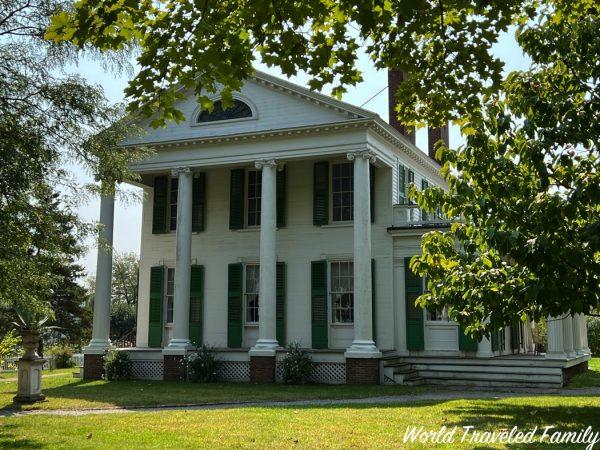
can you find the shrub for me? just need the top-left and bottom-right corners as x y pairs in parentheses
(47, 344), (75, 368)
(103, 350), (133, 380)
(0, 331), (22, 369)
(588, 317), (600, 356)
(280, 342), (314, 384)
(531, 317), (548, 353)
(187, 346), (221, 382)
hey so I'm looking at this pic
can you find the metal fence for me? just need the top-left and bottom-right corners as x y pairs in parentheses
(0, 354), (84, 372)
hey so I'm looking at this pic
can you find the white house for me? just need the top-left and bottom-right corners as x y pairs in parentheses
(82, 70), (590, 386)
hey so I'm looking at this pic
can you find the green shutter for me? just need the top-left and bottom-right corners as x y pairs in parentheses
(421, 179), (429, 221)
(276, 262), (286, 346)
(313, 161), (329, 226)
(276, 166), (287, 228)
(227, 263), (243, 348)
(148, 266), (164, 348)
(229, 169), (245, 230)
(405, 257), (424, 351)
(510, 321), (521, 352)
(371, 258), (376, 345)
(407, 169), (415, 204)
(189, 265), (204, 347)
(491, 330), (498, 351)
(459, 326), (478, 352)
(192, 173), (206, 233)
(398, 163), (406, 204)
(152, 176), (168, 234)
(311, 260), (328, 348)
(370, 164), (375, 223)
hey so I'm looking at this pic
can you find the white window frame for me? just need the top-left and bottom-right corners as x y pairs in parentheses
(329, 260), (354, 324)
(245, 168), (261, 228)
(398, 164), (407, 205)
(244, 264), (260, 325)
(167, 176), (178, 232)
(330, 161), (354, 223)
(165, 267), (175, 325)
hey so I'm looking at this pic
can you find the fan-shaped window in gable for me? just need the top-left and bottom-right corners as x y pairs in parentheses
(196, 99), (253, 123)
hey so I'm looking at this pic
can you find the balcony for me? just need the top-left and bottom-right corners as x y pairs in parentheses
(391, 204), (452, 229)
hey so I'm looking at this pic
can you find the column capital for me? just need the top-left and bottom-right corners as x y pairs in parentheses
(346, 150), (376, 163)
(254, 159), (281, 170)
(170, 167), (192, 177)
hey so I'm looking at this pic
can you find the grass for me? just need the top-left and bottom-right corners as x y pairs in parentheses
(0, 371), (425, 411)
(1, 396), (600, 448)
(569, 357), (600, 388)
(0, 368), (75, 380)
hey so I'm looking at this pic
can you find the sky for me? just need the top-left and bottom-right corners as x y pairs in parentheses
(76, 29), (530, 277)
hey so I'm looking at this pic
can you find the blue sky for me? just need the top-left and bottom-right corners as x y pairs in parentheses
(77, 29), (530, 276)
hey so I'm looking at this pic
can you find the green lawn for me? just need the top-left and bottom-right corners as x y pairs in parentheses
(1, 396), (600, 449)
(0, 368), (74, 380)
(568, 357), (600, 388)
(0, 371), (424, 411)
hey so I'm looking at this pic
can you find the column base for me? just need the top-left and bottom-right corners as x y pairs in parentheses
(346, 357), (380, 384)
(163, 355), (186, 381)
(545, 351), (568, 361)
(163, 339), (192, 355)
(83, 338), (111, 355)
(250, 356), (276, 383)
(249, 339), (279, 357)
(344, 340), (382, 359)
(83, 353), (104, 380)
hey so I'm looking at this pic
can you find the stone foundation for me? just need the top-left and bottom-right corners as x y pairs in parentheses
(163, 355), (186, 381)
(250, 356), (276, 383)
(83, 353), (104, 380)
(563, 360), (588, 385)
(346, 358), (380, 384)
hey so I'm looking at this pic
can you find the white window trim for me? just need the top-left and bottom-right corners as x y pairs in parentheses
(330, 160), (354, 224)
(328, 259), (354, 326)
(164, 267), (175, 326)
(243, 263), (260, 326)
(245, 168), (261, 229)
(167, 176), (178, 233)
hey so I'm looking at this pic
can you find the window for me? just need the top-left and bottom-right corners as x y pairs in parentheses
(197, 100), (253, 123)
(245, 264), (260, 324)
(398, 163), (407, 205)
(330, 261), (354, 323)
(168, 177), (178, 231)
(165, 268), (175, 324)
(246, 169), (261, 227)
(332, 162), (353, 222)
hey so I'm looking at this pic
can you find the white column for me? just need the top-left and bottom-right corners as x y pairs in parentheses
(562, 313), (577, 358)
(164, 168), (193, 354)
(84, 189), (115, 354)
(249, 159), (279, 356)
(573, 313), (584, 355)
(546, 315), (567, 360)
(345, 150), (381, 359)
(579, 314), (591, 355)
(394, 259), (408, 356)
(477, 319), (494, 358)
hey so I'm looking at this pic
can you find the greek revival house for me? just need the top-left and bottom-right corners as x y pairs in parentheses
(83, 70), (590, 386)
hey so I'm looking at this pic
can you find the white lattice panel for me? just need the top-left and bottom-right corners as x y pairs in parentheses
(310, 362), (346, 384)
(218, 361), (250, 382)
(131, 360), (164, 380)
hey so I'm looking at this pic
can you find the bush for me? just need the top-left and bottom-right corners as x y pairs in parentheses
(103, 350), (133, 380)
(531, 317), (548, 353)
(280, 342), (314, 384)
(588, 317), (600, 356)
(0, 331), (21, 368)
(47, 344), (75, 368)
(187, 346), (221, 382)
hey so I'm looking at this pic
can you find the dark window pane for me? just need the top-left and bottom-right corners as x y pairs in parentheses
(197, 100), (253, 123)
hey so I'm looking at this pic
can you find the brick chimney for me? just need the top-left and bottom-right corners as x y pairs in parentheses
(388, 70), (415, 145)
(427, 124), (449, 162)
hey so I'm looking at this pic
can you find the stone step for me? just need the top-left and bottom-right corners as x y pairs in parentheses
(417, 369), (562, 384)
(424, 378), (562, 389)
(412, 363), (562, 376)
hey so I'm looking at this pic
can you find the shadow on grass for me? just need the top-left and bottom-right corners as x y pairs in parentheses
(0, 423), (46, 449)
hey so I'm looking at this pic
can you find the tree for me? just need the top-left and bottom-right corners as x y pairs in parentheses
(47, 0), (599, 335)
(0, 0), (148, 320)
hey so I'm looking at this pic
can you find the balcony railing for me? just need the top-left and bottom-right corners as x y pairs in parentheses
(392, 204), (452, 228)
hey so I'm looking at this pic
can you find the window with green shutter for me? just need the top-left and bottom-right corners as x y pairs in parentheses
(276, 262), (286, 346)
(148, 266), (165, 347)
(407, 169), (415, 205)
(398, 163), (406, 204)
(227, 263), (243, 348)
(313, 162), (329, 226)
(192, 173), (206, 233)
(229, 169), (245, 230)
(421, 179), (429, 221)
(311, 260), (328, 348)
(276, 166), (287, 228)
(189, 265), (204, 347)
(405, 257), (424, 351)
(152, 176), (168, 234)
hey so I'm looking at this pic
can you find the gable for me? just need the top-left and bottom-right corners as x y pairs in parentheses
(124, 77), (366, 146)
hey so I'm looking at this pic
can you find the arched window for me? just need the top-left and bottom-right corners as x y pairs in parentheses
(196, 99), (253, 123)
